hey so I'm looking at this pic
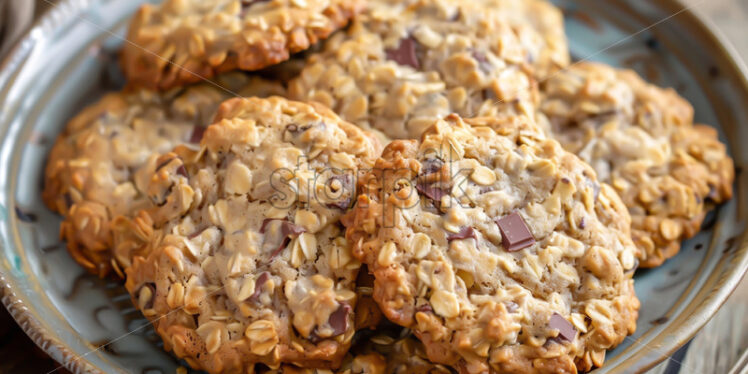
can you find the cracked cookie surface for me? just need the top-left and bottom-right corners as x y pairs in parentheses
(122, 0), (364, 90)
(124, 97), (381, 372)
(43, 74), (285, 277)
(344, 114), (639, 373)
(539, 62), (734, 267)
(289, 0), (568, 140)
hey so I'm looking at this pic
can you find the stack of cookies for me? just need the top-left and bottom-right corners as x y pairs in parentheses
(42, 0), (734, 373)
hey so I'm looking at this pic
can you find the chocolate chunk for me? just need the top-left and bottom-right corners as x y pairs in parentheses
(189, 126), (206, 144)
(249, 272), (270, 303)
(447, 227), (477, 242)
(386, 37), (420, 69)
(176, 165), (189, 178)
(578, 217), (586, 229)
(416, 182), (449, 202)
(549, 313), (576, 342)
(495, 212), (535, 252)
(260, 219), (306, 258)
(281, 221), (306, 236)
(259, 218), (275, 233)
(329, 303), (352, 337)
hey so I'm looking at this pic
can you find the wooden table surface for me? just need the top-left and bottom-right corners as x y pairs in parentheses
(0, 0), (747, 373)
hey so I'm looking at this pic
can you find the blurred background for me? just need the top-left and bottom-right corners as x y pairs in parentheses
(0, 0), (747, 373)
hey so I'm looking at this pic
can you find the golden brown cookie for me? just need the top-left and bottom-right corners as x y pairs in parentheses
(540, 62), (734, 267)
(345, 114), (639, 373)
(42, 74), (285, 277)
(123, 97), (381, 372)
(121, 0), (365, 90)
(289, 0), (561, 140)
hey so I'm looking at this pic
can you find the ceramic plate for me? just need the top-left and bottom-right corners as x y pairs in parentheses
(0, 0), (747, 373)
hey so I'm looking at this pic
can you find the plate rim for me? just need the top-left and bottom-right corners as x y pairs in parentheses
(0, 1), (746, 373)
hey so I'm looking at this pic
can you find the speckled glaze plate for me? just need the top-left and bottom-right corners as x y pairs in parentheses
(0, 0), (746, 373)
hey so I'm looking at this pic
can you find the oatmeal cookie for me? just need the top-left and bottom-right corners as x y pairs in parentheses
(278, 331), (451, 374)
(539, 62), (734, 267)
(289, 0), (554, 140)
(43, 74), (285, 277)
(121, 0), (364, 90)
(477, 0), (569, 79)
(124, 97), (381, 372)
(344, 114), (639, 373)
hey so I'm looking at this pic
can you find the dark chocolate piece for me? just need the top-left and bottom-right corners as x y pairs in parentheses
(447, 226), (477, 242)
(416, 182), (449, 202)
(249, 272), (270, 303)
(189, 126), (206, 144)
(260, 219), (306, 258)
(386, 37), (420, 69)
(329, 303), (352, 336)
(495, 212), (535, 252)
(176, 165), (189, 178)
(549, 313), (576, 342)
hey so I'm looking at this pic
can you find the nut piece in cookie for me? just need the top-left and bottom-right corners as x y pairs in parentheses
(121, 0), (365, 90)
(123, 97), (381, 372)
(42, 74), (285, 277)
(290, 0), (565, 140)
(540, 62), (734, 267)
(345, 114), (639, 373)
